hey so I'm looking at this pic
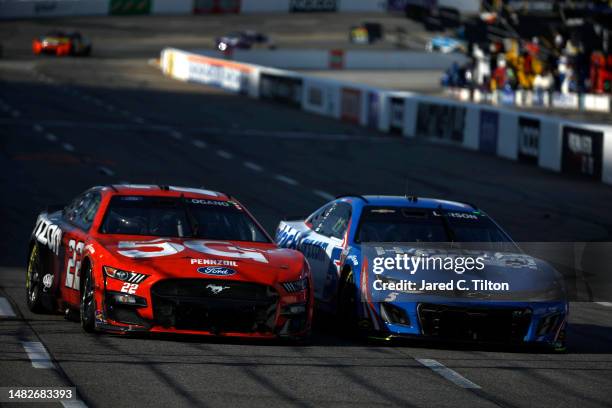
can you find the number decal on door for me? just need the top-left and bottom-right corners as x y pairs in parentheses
(65, 239), (85, 289)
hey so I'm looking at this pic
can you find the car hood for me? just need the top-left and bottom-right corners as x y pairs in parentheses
(95, 237), (305, 285)
(364, 246), (567, 302)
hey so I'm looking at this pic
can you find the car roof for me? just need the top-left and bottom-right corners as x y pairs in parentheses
(100, 184), (229, 200)
(342, 195), (476, 212)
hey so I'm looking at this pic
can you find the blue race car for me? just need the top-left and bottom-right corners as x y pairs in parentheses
(275, 195), (568, 350)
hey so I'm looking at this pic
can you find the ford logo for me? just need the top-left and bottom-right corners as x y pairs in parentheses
(197, 266), (236, 276)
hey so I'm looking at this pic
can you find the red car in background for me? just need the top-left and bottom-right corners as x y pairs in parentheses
(26, 185), (312, 340)
(32, 31), (92, 56)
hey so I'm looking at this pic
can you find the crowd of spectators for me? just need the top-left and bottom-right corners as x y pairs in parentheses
(442, 33), (612, 96)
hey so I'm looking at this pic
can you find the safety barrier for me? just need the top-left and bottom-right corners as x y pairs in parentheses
(0, 0), (385, 18)
(445, 88), (612, 114)
(161, 46), (612, 186)
(193, 49), (468, 70)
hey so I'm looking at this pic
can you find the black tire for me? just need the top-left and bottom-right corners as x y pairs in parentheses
(337, 270), (359, 335)
(26, 244), (45, 313)
(80, 263), (96, 333)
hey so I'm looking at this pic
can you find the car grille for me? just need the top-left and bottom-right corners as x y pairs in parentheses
(417, 303), (532, 343)
(151, 279), (279, 333)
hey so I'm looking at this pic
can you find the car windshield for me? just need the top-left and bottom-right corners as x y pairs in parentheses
(100, 196), (270, 242)
(356, 206), (513, 245)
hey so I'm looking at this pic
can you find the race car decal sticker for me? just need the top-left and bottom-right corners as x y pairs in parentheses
(190, 259), (238, 266)
(206, 283), (230, 295)
(120, 283), (138, 294)
(197, 266), (237, 276)
(33, 216), (63, 255)
(42, 274), (54, 289)
(118, 239), (186, 258)
(118, 239), (268, 262)
(191, 199), (231, 206)
(65, 239), (85, 289)
(433, 211), (479, 220)
(184, 241), (268, 263)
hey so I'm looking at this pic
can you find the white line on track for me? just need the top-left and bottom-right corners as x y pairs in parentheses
(62, 400), (89, 408)
(33, 124), (44, 132)
(274, 174), (299, 186)
(21, 341), (54, 369)
(216, 150), (233, 159)
(312, 190), (335, 200)
(243, 161), (263, 172)
(417, 359), (481, 389)
(596, 302), (612, 307)
(192, 139), (207, 148)
(45, 133), (58, 142)
(0, 297), (16, 317)
(133, 117), (145, 124)
(62, 143), (75, 152)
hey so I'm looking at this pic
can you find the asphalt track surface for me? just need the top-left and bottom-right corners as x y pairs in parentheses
(1, 15), (612, 408)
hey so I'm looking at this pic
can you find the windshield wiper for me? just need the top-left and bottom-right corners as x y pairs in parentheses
(179, 194), (199, 237)
(436, 205), (456, 243)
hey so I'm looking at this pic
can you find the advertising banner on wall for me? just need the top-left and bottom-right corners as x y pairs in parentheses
(561, 126), (604, 180)
(479, 110), (498, 154)
(193, 0), (240, 13)
(367, 91), (379, 129)
(517, 116), (540, 164)
(259, 73), (303, 107)
(416, 102), (465, 143)
(341, 87), (361, 124)
(290, 0), (337, 12)
(187, 55), (251, 93)
(109, 0), (151, 15)
(389, 97), (404, 134)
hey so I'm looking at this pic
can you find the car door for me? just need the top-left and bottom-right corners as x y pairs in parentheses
(300, 202), (351, 301)
(59, 190), (101, 307)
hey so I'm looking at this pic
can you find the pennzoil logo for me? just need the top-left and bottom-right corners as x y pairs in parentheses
(197, 266), (236, 276)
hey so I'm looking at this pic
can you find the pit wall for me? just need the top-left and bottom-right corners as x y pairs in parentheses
(193, 49), (468, 71)
(446, 87), (612, 114)
(0, 0), (384, 19)
(161, 47), (612, 186)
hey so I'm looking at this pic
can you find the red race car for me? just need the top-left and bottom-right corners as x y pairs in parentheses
(32, 31), (92, 57)
(27, 185), (313, 340)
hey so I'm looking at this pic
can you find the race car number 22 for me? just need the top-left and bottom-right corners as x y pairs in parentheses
(65, 239), (84, 290)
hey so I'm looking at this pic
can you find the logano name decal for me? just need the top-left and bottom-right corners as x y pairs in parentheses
(33, 215), (63, 255)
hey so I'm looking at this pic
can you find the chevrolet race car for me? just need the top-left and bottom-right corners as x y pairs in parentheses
(276, 195), (568, 350)
(32, 31), (92, 57)
(27, 185), (312, 339)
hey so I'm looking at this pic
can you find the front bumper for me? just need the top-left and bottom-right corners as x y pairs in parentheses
(97, 278), (311, 339)
(365, 300), (568, 346)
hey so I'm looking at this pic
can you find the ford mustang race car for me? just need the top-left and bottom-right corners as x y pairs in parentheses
(27, 185), (312, 339)
(276, 195), (568, 350)
(32, 31), (92, 57)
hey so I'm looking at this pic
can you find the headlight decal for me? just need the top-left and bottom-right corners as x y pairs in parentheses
(104, 266), (148, 283)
